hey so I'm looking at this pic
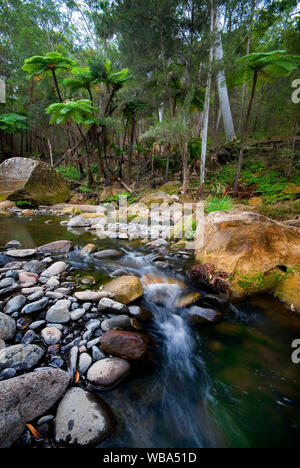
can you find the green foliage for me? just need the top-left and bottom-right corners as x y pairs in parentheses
(15, 200), (35, 208)
(206, 196), (234, 213)
(0, 114), (28, 133)
(22, 52), (77, 78)
(232, 50), (300, 87)
(89, 58), (132, 88)
(79, 185), (92, 193)
(63, 66), (99, 94)
(46, 99), (98, 125)
(107, 191), (135, 204)
(57, 166), (81, 181)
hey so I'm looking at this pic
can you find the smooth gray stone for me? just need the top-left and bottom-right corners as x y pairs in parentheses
(0, 368), (70, 447)
(98, 298), (128, 315)
(21, 298), (49, 315)
(0, 344), (44, 372)
(78, 353), (92, 374)
(92, 346), (106, 362)
(21, 330), (39, 345)
(68, 346), (78, 380)
(101, 315), (131, 332)
(54, 387), (113, 447)
(0, 313), (16, 341)
(29, 320), (46, 330)
(87, 337), (101, 349)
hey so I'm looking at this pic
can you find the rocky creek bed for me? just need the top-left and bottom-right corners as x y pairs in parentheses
(0, 210), (299, 448)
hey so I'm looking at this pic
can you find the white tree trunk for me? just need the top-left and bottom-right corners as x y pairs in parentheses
(158, 103), (164, 123)
(215, 13), (236, 142)
(200, 0), (215, 189)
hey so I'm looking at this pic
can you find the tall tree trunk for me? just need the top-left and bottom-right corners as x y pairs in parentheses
(51, 69), (63, 103)
(127, 117), (136, 184)
(233, 70), (258, 192)
(215, 11), (236, 142)
(239, 0), (256, 134)
(120, 119), (129, 178)
(77, 125), (94, 186)
(181, 141), (189, 195)
(199, 0), (215, 196)
(165, 144), (171, 183)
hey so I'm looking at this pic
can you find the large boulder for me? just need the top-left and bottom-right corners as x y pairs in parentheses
(0, 158), (70, 205)
(0, 368), (70, 447)
(195, 211), (300, 311)
(103, 276), (143, 305)
(140, 191), (176, 207)
(54, 387), (113, 447)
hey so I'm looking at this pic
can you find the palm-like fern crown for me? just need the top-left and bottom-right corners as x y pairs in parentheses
(0, 114), (28, 133)
(63, 67), (99, 92)
(45, 100), (98, 125)
(22, 52), (78, 78)
(232, 50), (300, 86)
(89, 59), (132, 88)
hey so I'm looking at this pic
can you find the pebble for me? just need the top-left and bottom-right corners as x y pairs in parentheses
(87, 358), (130, 387)
(0, 313), (16, 341)
(21, 298), (49, 315)
(78, 353), (92, 374)
(41, 327), (62, 345)
(0, 284), (21, 297)
(29, 320), (46, 330)
(0, 277), (15, 289)
(21, 330), (39, 344)
(68, 346), (79, 379)
(46, 300), (70, 324)
(98, 298), (128, 314)
(0, 344), (44, 372)
(5, 295), (26, 314)
(70, 308), (86, 321)
(87, 337), (101, 349)
(5, 249), (36, 258)
(74, 291), (113, 302)
(101, 315), (131, 332)
(0, 368), (17, 381)
(41, 262), (67, 278)
(28, 291), (44, 301)
(92, 346), (106, 362)
(85, 319), (100, 332)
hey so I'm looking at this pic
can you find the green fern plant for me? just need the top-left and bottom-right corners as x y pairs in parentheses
(23, 52), (77, 102)
(45, 100), (98, 125)
(0, 114), (28, 133)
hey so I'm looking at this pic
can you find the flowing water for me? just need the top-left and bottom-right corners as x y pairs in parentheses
(1, 214), (300, 448)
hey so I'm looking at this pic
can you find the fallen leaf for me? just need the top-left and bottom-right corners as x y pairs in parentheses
(26, 424), (41, 439)
(74, 370), (79, 383)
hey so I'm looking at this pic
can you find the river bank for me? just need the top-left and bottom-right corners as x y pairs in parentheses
(0, 213), (299, 448)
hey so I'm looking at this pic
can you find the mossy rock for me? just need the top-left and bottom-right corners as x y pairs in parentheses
(159, 181), (181, 195)
(0, 158), (71, 205)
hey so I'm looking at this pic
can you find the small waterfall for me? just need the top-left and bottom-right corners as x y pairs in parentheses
(142, 276), (212, 447)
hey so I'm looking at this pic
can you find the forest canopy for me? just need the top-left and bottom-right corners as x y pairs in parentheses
(0, 0), (299, 195)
